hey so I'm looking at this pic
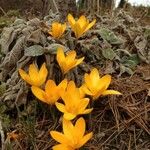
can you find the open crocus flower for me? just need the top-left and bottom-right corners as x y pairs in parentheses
(55, 81), (92, 120)
(67, 14), (96, 39)
(50, 117), (93, 150)
(56, 47), (84, 74)
(31, 79), (67, 105)
(19, 63), (48, 87)
(48, 22), (66, 39)
(82, 68), (122, 100)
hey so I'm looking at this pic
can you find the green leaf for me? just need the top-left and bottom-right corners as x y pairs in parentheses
(24, 45), (44, 56)
(121, 54), (140, 69)
(99, 28), (123, 45)
(102, 48), (116, 60)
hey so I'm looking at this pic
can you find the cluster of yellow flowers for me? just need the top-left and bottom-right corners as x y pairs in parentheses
(49, 14), (96, 39)
(19, 14), (121, 150)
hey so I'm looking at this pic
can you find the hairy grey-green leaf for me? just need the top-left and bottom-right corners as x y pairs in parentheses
(44, 44), (67, 54)
(99, 28), (123, 45)
(24, 45), (44, 56)
(102, 48), (116, 60)
(0, 27), (15, 54)
(116, 49), (131, 57)
(134, 35), (149, 64)
(27, 29), (42, 43)
(0, 36), (25, 82)
(12, 19), (26, 26)
(118, 64), (134, 77)
(121, 54), (140, 69)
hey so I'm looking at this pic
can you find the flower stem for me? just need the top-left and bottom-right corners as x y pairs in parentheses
(49, 106), (56, 121)
(88, 100), (94, 130)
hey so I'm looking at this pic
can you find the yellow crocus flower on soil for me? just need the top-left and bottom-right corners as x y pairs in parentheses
(82, 68), (122, 100)
(56, 47), (84, 74)
(50, 117), (93, 150)
(67, 14), (96, 38)
(49, 22), (66, 39)
(19, 63), (48, 87)
(55, 81), (92, 120)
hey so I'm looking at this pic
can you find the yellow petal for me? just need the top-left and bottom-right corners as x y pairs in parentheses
(29, 63), (39, 79)
(102, 90), (122, 96)
(57, 23), (62, 38)
(55, 102), (66, 113)
(52, 22), (59, 38)
(90, 68), (100, 86)
(29, 64), (42, 86)
(82, 108), (93, 114)
(67, 81), (76, 94)
(57, 47), (65, 68)
(50, 131), (70, 145)
(67, 14), (76, 28)
(52, 144), (73, 150)
(31, 86), (47, 103)
(81, 19), (89, 32)
(61, 93), (72, 106)
(38, 63), (48, 85)
(74, 57), (84, 67)
(84, 73), (93, 92)
(79, 85), (86, 98)
(65, 81), (80, 104)
(66, 50), (76, 65)
(78, 15), (86, 22)
(63, 119), (74, 141)
(78, 132), (93, 148)
(45, 80), (57, 94)
(75, 117), (85, 138)
(77, 15), (87, 29)
(64, 113), (76, 120)
(74, 22), (83, 38)
(58, 79), (68, 89)
(18, 69), (32, 85)
(103, 75), (111, 89)
(84, 19), (96, 33)
(98, 74), (111, 91)
(78, 98), (90, 113)
(58, 79), (68, 97)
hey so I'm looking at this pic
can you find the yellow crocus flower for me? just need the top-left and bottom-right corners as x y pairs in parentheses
(50, 117), (93, 150)
(55, 81), (92, 120)
(56, 47), (84, 74)
(31, 79), (67, 105)
(82, 68), (122, 100)
(49, 22), (66, 39)
(19, 63), (48, 87)
(67, 14), (96, 39)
